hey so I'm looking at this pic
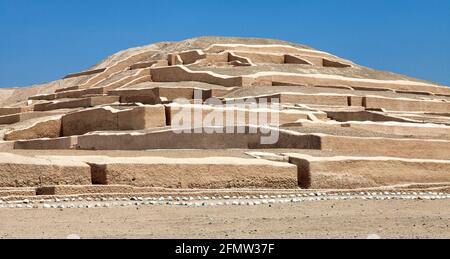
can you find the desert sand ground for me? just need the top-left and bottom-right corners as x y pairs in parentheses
(0, 200), (448, 239)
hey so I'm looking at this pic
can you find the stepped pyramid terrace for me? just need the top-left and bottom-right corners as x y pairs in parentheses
(1, 36), (450, 199)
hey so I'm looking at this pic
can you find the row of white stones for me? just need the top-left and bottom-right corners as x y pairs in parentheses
(0, 191), (449, 210)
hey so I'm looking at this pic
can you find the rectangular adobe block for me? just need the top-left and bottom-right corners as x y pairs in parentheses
(34, 96), (119, 111)
(86, 156), (298, 189)
(0, 153), (91, 187)
(14, 136), (78, 150)
(364, 96), (450, 113)
(108, 88), (160, 104)
(0, 107), (33, 116)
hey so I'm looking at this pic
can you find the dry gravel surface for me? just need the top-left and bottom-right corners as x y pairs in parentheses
(0, 200), (448, 239)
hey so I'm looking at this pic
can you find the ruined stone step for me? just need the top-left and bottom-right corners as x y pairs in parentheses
(223, 92), (350, 106)
(247, 73), (450, 95)
(92, 69), (151, 90)
(0, 141), (14, 151)
(14, 136), (78, 150)
(0, 153), (91, 188)
(63, 68), (107, 79)
(109, 87), (212, 102)
(28, 93), (57, 101)
(221, 50), (351, 68)
(28, 70), (151, 102)
(318, 134), (450, 160)
(204, 43), (346, 61)
(0, 107), (33, 116)
(37, 156), (298, 189)
(151, 65), (247, 87)
(28, 103), (326, 139)
(0, 111), (67, 125)
(5, 183), (450, 199)
(33, 96), (120, 111)
(11, 127), (296, 150)
(61, 105), (166, 136)
(389, 113), (450, 126)
(283, 120), (450, 139)
(363, 96), (450, 113)
(286, 153), (450, 189)
(0, 188), (36, 197)
(4, 116), (62, 141)
(36, 185), (159, 196)
(54, 85), (80, 93)
(165, 103), (328, 127)
(326, 110), (417, 123)
(78, 51), (155, 88)
(129, 60), (169, 70)
(13, 128), (450, 160)
(28, 87), (105, 101)
(340, 121), (450, 138)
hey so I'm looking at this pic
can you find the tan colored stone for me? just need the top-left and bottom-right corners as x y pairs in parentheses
(326, 110), (413, 123)
(61, 105), (167, 136)
(287, 153), (450, 189)
(129, 60), (169, 70)
(42, 156), (298, 189)
(14, 136), (78, 150)
(0, 111), (66, 125)
(0, 141), (14, 152)
(166, 104), (324, 127)
(62, 107), (119, 136)
(177, 50), (207, 65)
(28, 93), (57, 101)
(0, 107), (33, 116)
(72, 127), (318, 150)
(63, 68), (106, 79)
(151, 66), (245, 87)
(0, 153), (91, 187)
(341, 121), (450, 137)
(320, 134), (450, 160)
(4, 117), (62, 141)
(34, 96), (119, 111)
(118, 105), (166, 130)
(284, 54), (313, 65)
(108, 88), (160, 104)
(322, 58), (352, 68)
(245, 72), (450, 95)
(364, 96), (450, 113)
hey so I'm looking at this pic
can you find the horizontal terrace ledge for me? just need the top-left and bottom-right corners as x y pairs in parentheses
(0, 153), (91, 187)
(12, 129), (450, 160)
(149, 65), (450, 95)
(286, 153), (450, 189)
(38, 155), (299, 189)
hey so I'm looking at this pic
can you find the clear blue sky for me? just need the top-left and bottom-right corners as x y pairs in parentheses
(1, 0), (449, 88)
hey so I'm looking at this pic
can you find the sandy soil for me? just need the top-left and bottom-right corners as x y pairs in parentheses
(0, 200), (448, 239)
